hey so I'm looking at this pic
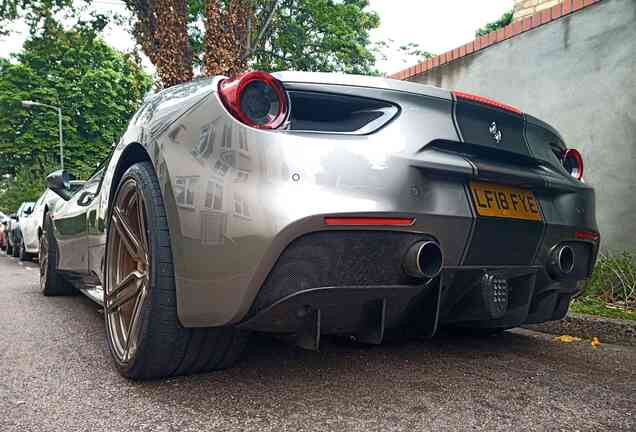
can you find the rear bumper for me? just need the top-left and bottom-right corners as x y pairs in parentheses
(237, 265), (583, 350)
(238, 230), (595, 339)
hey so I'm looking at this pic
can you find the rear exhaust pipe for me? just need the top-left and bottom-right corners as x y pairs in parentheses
(403, 240), (443, 279)
(548, 244), (575, 279)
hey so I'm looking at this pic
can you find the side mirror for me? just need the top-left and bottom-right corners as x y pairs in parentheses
(47, 170), (73, 201)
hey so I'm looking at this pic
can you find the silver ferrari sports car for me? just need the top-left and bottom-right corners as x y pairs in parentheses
(41, 71), (599, 379)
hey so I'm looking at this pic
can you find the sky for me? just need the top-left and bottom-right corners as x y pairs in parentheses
(0, 0), (514, 76)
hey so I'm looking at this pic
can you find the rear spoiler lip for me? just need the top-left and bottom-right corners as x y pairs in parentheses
(525, 114), (567, 148)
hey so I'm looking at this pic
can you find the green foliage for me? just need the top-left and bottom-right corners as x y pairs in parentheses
(0, 23), (151, 212)
(475, 10), (513, 37)
(250, 0), (380, 75)
(0, 163), (56, 213)
(0, 0), (76, 36)
(570, 297), (636, 321)
(581, 251), (636, 309)
(374, 39), (433, 69)
(185, 0), (381, 74)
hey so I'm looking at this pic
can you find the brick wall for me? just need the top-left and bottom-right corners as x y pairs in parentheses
(514, 0), (563, 19)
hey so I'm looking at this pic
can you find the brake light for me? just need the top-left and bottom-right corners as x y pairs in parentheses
(452, 90), (523, 116)
(562, 148), (584, 181)
(218, 71), (288, 129)
(324, 217), (415, 226)
(576, 230), (599, 241)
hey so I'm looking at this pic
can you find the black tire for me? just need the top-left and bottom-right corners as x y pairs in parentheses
(40, 214), (75, 296)
(11, 239), (20, 257)
(19, 240), (31, 261)
(104, 162), (248, 380)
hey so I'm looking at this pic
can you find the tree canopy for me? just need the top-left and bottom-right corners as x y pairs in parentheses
(0, 23), (152, 212)
(1, 0), (381, 86)
(249, 0), (379, 75)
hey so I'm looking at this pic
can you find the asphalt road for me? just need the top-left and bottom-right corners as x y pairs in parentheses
(1, 253), (635, 432)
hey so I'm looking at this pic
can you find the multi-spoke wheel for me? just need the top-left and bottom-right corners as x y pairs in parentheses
(105, 178), (150, 363)
(40, 214), (75, 296)
(104, 162), (248, 380)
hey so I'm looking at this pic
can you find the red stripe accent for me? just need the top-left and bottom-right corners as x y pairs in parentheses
(576, 230), (599, 241)
(324, 217), (415, 226)
(452, 90), (523, 115)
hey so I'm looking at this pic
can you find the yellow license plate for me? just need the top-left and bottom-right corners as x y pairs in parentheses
(469, 181), (542, 221)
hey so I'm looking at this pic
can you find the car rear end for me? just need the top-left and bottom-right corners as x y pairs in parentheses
(175, 71), (598, 346)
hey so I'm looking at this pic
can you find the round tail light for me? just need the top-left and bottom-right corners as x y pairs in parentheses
(562, 148), (584, 180)
(218, 71), (287, 129)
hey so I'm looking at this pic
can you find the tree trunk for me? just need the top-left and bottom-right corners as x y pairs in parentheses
(204, 0), (252, 77)
(130, 0), (192, 87)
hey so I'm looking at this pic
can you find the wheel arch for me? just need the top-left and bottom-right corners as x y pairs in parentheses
(107, 142), (153, 209)
(39, 205), (49, 239)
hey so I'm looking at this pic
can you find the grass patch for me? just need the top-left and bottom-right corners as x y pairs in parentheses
(570, 251), (636, 321)
(571, 297), (636, 321)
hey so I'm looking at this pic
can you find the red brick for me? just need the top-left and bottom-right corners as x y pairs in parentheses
(483, 35), (491, 47)
(426, 58), (433, 70)
(541, 9), (551, 24)
(415, 63), (423, 74)
(551, 4), (562, 19)
(496, 28), (505, 42)
(459, 45), (466, 57)
(523, 16), (532, 31)
(532, 12), (542, 28)
(573, 0), (584, 11)
(439, 53), (446, 65)
(453, 48), (461, 59)
(504, 24), (513, 39)
(432, 56), (439, 67)
(488, 31), (497, 44)
(465, 41), (474, 54)
(410, 66), (416, 77)
(583, 0), (595, 6)
(562, 0), (572, 14)
(512, 20), (522, 36)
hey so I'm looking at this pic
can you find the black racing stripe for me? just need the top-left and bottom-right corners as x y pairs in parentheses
(463, 217), (543, 266)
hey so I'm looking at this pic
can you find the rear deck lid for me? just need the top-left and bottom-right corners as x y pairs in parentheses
(452, 91), (529, 157)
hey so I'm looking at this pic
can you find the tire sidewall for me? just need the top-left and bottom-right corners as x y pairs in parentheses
(104, 163), (162, 376)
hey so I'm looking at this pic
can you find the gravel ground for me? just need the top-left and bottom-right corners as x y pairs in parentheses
(1, 253), (635, 432)
(526, 313), (636, 347)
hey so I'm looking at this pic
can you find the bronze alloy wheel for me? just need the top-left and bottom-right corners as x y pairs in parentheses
(105, 178), (150, 363)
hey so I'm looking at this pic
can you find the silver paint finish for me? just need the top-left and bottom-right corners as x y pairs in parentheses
(47, 72), (597, 328)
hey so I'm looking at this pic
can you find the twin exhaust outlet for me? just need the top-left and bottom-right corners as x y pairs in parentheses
(402, 240), (576, 281)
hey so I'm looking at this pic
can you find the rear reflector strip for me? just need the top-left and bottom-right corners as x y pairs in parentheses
(324, 217), (415, 226)
(575, 230), (600, 241)
(452, 90), (523, 116)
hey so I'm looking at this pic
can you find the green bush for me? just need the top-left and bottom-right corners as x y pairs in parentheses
(581, 251), (636, 309)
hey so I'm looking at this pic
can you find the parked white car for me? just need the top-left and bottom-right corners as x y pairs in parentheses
(20, 182), (85, 259)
